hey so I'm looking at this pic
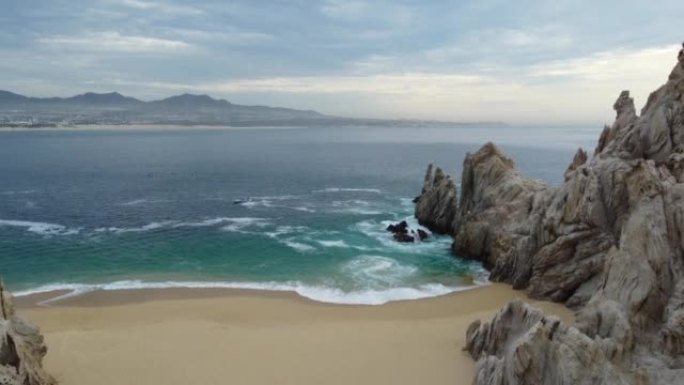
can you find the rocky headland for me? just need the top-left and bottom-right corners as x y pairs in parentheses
(414, 46), (684, 384)
(0, 283), (55, 385)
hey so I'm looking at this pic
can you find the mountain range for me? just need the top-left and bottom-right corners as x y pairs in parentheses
(0, 90), (505, 128)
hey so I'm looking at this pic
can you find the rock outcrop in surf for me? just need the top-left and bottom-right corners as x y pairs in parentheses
(416, 46), (684, 384)
(0, 282), (56, 385)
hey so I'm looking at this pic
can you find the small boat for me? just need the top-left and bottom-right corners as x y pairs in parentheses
(233, 197), (253, 205)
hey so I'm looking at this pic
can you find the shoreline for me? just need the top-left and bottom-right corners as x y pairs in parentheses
(0, 124), (308, 132)
(19, 284), (573, 385)
(15, 283), (493, 309)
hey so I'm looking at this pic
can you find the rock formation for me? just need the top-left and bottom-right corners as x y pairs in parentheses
(0, 282), (56, 385)
(416, 47), (684, 384)
(385, 220), (429, 242)
(414, 164), (458, 234)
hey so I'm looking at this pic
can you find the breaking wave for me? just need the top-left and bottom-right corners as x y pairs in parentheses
(0, 219), (80, 236)
(314, 187), (382, 194)
(14, 278), (484, 306)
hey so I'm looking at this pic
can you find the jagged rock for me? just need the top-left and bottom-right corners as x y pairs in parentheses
(452, 143), (551, 289)
(417, 47), (684, 384)
(386, 220), (408, 234)
(416, 229), (428, 241)
(414, 164), (458, 234)
(0, 282), (56, 385)
(465, 300), (640, 385)
(386, 220), (430, 243)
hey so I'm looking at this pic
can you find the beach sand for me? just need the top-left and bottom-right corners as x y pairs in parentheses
(19, 284), (573, 385)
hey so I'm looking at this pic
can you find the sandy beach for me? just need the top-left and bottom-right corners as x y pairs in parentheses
(18, 284), (573, 385)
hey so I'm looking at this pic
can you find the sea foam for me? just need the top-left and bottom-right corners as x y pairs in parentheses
(314, 187), (382, 194)
(0, 219), (80, 236)
(14, 278), (485, 306)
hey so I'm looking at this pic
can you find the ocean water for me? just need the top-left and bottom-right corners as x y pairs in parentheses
(0, 125), (601, 305)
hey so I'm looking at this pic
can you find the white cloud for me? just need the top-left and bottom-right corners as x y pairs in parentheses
(117, 0), (203, 15)
(38, 32), (192, 52)
(320, 0), (370, 19)
(529, 45), (675, 80)
(166, 28), (273, 45)
(107, 44), (679, 124)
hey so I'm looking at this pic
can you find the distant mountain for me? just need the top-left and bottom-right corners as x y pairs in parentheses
(151, 93), (230, 109)
(65, 92), (143, 106)
(0, 90), (326, 126)
(0, 90), (29, 104)
(0, 90), (506, 128)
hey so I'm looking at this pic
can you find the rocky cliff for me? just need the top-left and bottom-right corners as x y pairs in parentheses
(415, 46), (684, 384)
(0, 283), (56, 385)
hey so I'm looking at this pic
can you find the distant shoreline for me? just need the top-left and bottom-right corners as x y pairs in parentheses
(0, 124), (309, 132)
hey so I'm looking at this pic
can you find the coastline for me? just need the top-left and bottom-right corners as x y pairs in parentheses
(0, 124), (307, 132)
(19, 284), (573, 385)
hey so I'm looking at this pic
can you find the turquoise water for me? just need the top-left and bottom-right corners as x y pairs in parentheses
(0, 125), (601, 304)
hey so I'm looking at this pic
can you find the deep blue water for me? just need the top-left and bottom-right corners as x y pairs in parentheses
(0, 125), (601, 304)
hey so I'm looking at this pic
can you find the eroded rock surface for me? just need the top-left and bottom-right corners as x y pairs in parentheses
(0, 283), (56, 385)
(414, 164), (458, 234)
(418, 47), (684, 384)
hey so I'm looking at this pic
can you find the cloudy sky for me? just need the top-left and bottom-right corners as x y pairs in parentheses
(1, 0), (681, 124)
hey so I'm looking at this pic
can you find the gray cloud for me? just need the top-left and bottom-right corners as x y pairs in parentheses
(0, 0), (681, 124)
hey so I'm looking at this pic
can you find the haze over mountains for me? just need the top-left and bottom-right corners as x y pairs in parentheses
(0, 90), (505, 128)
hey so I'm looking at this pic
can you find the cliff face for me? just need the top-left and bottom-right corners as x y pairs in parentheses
(417, 47), (684, 384)
(0, 284), (56, 385)
(414, 164), (458, 234)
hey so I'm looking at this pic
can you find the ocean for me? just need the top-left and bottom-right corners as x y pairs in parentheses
(0, 125), (601, 305)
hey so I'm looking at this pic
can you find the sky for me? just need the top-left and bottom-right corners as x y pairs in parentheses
(0, 0), (682, 125)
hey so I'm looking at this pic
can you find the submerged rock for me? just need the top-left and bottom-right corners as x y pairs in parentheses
(0, 282), (56, 385)
(419, 47), (684, 384)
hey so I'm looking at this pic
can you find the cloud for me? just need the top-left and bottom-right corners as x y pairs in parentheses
(117, 0), (204, 15)
(95, 44), (678, 124)
(165, 28), (273, 45)
(320, 0), (415, 27)
(320, 0), (370, 19)
(37, 31), (192, 53)
(1, 0), (681, 124)
(529, 45), (675, 80)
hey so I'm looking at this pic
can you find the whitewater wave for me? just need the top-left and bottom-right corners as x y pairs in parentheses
(283, 241), (317, 253)
(0, 219), (80, 236)
(293, 206), (316, 213)
(14, 279), (484, 306)
(341, 255), (418, 287)
(118, 198), (171, 207)
(328, 199), (383, 215)
(317, 239), (351, 248)
(353, 217), (445, 253)
(314, 187), (382, 194)
(332, 207), (383, 215)
(95, 217), (270, 234)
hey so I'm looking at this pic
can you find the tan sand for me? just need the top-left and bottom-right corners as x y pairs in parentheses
(19, 284), (573, 385)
